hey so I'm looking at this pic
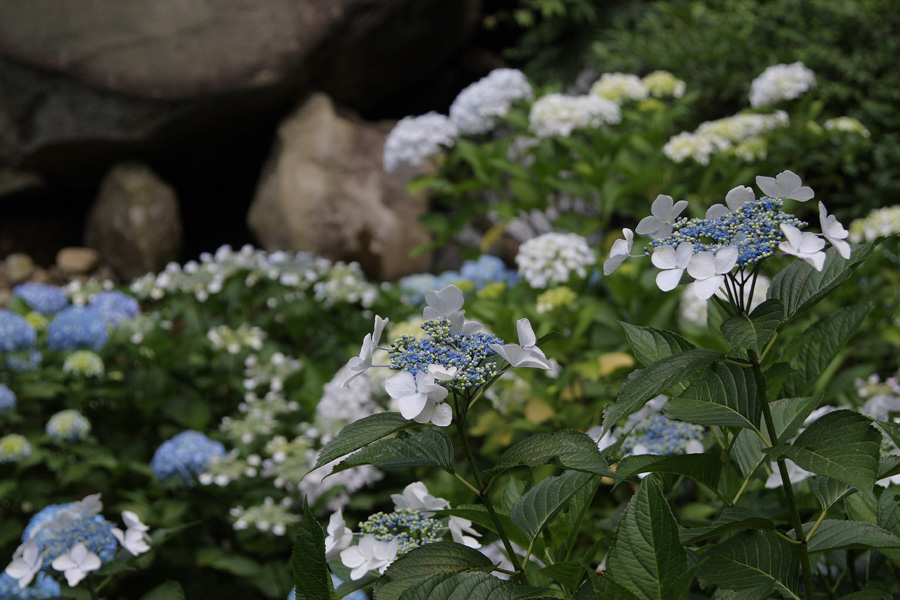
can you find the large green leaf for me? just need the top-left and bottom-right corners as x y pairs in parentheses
(801, 520), (900, 553)
(768, 242), (875, 321)
(607, 477), (691, 600)
(874, 419), (900, 450)
(582, 570), (642, 600)
(314, 413), (412, 469)
(621, 323), (696, 367)
(720, 299), (784, 354)
(602, 350), (720, 434)
(783, 304), (870, 395)
(665, 398), (758, 431)
(669, 362), (760, 430)
(697, 530), (799, 596)
(538, 561), (583, 590)
(491, 430), (615, 478)
(510, 471), (596, 543)
(292, 504), (338, 600)
(396, 572), (553, 600)
(334, 429), (454, 474)
(731, 396), (820, 478)
(615, 454), (721, 493)
(374, 543), (494, 600)
(764, 410), (880, 491)
(713, 584), (775, 600)
(679, 508), (776, 545)
(139, 582), (186, 600)
(811, 476), (854, 512)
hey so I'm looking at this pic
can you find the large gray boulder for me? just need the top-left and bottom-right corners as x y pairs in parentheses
(248, 93), (431, 280)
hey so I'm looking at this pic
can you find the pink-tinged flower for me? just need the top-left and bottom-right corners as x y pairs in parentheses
(651, 242), (694, 292)
(687, 246), (739, 300)
(779, 224), (826, 271)
(636, 195), (689, 239)
(819, 202), (851, 259)
(756, 170), (814, 201)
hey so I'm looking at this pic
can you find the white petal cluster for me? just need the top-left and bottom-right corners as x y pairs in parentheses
(589, 73), (649, 104)
(515, 232), (596, 288)
(450, 69), (533, 135)
(390, 482), (449, 517)
(749, 62), (816, 107)
(642, 71), (686, 98)
(385, 370), (452, 426)
(664, 112), (789, 164)
(849, 205), (900, 243)
(383, 112), (458, 172)
(528, 93), (621, 138)
(341, 535), (399, 580)
(489, 318), (552, 370)
(824, 116), (870, 138)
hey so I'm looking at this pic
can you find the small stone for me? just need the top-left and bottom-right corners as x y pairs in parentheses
(0, 288), (10, 307)
(56, 247), (100, 274)
(4, 253), (35, 283)
(31, 267), (50, 283)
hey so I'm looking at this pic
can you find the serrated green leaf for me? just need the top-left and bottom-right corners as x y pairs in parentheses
(874, 419), (900, 450)
(878, 488), (900, 534)
(670, 362), (760, 430)
(314, 413), (413, 469)
(713, 583), (775, 600)
(396, 571), (553, 600)
(720, 299), (784, 353)
(784, 304), (870, 395)
(697, 530), (799, 595)
(491, 430), (615, 478)
(292, 504), (338, 600)
(139, 581), (186, 600)
(582, 569), (641, 600)
(812, 476), (854, 512)
(621, 323), (696, 367)
(602, 349), (720, 434)
(374, 542), (494, 600)
(768, 242), (874, 321)
(607, 476), (691, 600)
(510, 471), (596, 543)
(615, 454), (721, 493)
(334, 429), (454, 473)
(679, 508), (776, 545)
(765, 410), (880, 491)
(845, 490), (878, 525)
(801, 519), (900, 552)
(539, 561), (584, 589)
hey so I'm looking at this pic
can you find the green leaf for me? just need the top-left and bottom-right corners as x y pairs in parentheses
(768, 242), (875, 322)
(839, 582), (894, 600)
(439, 505), (532, 550)
(539, 561), (584, 589)
(679, 508), (776, 545)
(491, 430), (615, 478)
(510, 471), (596, 543)
(602, 349), (720, 434)
(764, 410), (880, 491)
(801, 520), (900, 553)
(713, 584), (775, 600)
(139, 582), (186, 600)
(374, 542), (494, 600)
(720, 299), (784, 354)
(314, 413), (413, 469)
(292, 504), (338, 600)
(334, 429), (454, 473)
(582, 570), (641, 600)
(196, 548), (261, 577)
(621, 323), (696, 367)
(784, 304), (870, 395)
(607, 476), (691, 600)
(812, 476), (854, 512)
(615, 454), (721, 493)
(669, 362), (760, 430)
(697, 531), (799, 595)
(874, 419), (900, 450)
(878, 488), (900, 534)
(845, 490), (878, 525)
(396, 572), (553, 600)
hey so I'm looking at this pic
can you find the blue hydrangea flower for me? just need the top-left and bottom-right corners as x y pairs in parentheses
(0, 384), (15, 411)
(4, 349), (43, 373)
(459, 255), (517, 289)
(12, 283), (69, 315)
(89, 291), (140, 326)
(22, 503), (73, 542)
(46, 409), (92, 443)
(359, 508), (443, 556)
(151, 431), (226, 484)
(46, 306), (109, 352)
(398, 274), (439, 305)
(288, 575), (368, 600)
(0, 571), (61, 600)
(30, 513), (118, 565)
(0, 309), (37, 352)
(622, 414), (705, 456)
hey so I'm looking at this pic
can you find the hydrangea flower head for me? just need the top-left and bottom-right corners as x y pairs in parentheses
(340, 534), (400, 580)
(12, 283), (68, 315)
(458, 255), (517, 289)
(749, 62), (816, 107)
(622, 413), (705, 456)
(515, 232), (596, 288)
(0, 310), (37, 352)
(62, 350), (105, 378)
(664, 112), (788, 164)
(46, 410), (92, 443)
(0, 434), (31, 463)
(28, 511), (117, 568)
(528, 93), (621, 137)
(151, 431), (226, 484)
(4, 349), (42, 373)
(589, 73), (649, 104)
(89, 291), (140, 326)
(642, 71), (686, 98)
(383, 112), (458, 172)
(46, 306), (108, 352)
(0, 384), (16, 411)
(0, 571), (61, 599)
(824, 116), (870, 138)
(849, 206), (900, 243)
(450, 68), (533, 135)
(358, 508), (444, 556)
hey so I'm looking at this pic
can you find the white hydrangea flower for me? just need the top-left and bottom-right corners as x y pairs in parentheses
(340, 534), (399, 580)
(383, 112), (458, 172)
(824, 116), (870, 138)
(52, 543), (101, 587)
(450, 69), (533, 135)
(652, 242), (694, 292)
(528, 93), (621, 137)
(391, 481), (450, 517)
(687, 246), (739, 300)
(706, 186), (755, 219)
(603, 228), (635, 275)
(849, 206), (900, 243)
(662, 131), (716, 165)
(489, 318), (551, 370)
(385, 371), (452, 426)
(515, 233), (596, 288)
(449, 516), (482, 548)
(664, 112), (789, 164)
(642, 71), (686, 98)
(818, 202), (851, 259)
(324, 510), (353, 561)
(5, 543), (42, 588)
(343, 315), (389, 387)
(756, 170), (814, 201)
(779, 224), (826, 271)
(589, 73), (649, 104)
(749, 62), (816, 107)
(635, 194), (689, 239)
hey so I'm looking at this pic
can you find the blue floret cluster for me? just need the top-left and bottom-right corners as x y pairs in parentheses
(0, 309), (37, 352)
(13, 283), (69, 315)
(622, 413), (705, 455)
(0, 572), (61, 600)
(0, 384), (16, 411)
(399, 255), (517, 305)
(151, 431), (227, 484)
(359, 508), (443, 556)
(28, 512), (118, 566)
(46, 306), (109, 352)
(90, 291), (140, 326)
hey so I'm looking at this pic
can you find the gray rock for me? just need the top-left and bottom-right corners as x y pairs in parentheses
(247, 93), (431, 280)
(84, 163), (182, 280)
(56, 247), (100, 274)
(4, 253), (34, 284)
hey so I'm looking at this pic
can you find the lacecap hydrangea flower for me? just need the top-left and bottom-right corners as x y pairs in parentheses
(0, 310), (37, 352)
(528, 93), (621, 138)
(46, 410), (92, 443)
(749, 61), (816, 108)
(62, 350), (105, 377)
(46, 306), (108, 352)
(449, 68), (533, 135)
(0, 571), (61, 599)
(0, 434), (31, 463)
(383, 112), (458, 172)
(589, 72), (649, 104)
(515, 232), (596, 289)
(12, 283), (69, 316)
(0, 384), (16, 411)
(89, 291), (140, 326)
(151, 431), (226, 484)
